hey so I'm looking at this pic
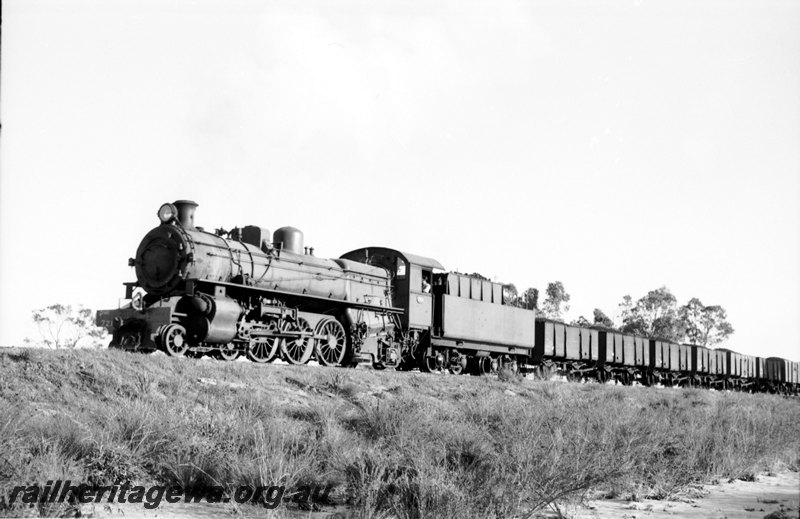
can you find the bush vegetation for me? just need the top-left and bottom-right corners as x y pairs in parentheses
(1, 347), (798, 518)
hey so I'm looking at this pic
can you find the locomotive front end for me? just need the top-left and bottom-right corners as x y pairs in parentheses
(133, 200), (196, 296)
(98, 199), (218, 352)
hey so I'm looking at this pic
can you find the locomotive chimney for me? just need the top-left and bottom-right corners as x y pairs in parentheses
(174, 200), (198, 230)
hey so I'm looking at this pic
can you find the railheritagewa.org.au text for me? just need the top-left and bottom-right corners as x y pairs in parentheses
(8, 480), (332, 509)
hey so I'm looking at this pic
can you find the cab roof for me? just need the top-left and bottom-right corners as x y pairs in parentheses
(340, 247), (445, 271)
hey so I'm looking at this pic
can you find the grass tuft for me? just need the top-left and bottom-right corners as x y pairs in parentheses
(0, 347), (798, 518)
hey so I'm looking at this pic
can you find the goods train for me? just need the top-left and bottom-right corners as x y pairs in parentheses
(96, 200), (800, 394)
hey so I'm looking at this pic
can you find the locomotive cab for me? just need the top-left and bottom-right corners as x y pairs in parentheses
(339, 247), (444, 332)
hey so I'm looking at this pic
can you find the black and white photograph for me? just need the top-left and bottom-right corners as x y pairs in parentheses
(0, 0), (798, 517)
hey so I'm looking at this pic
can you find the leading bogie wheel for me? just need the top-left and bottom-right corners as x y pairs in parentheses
(161, 324), (188, 357)
(217, 344), (241, 361)
(281, 318), (313, 365)
(314, 318), (347, 367)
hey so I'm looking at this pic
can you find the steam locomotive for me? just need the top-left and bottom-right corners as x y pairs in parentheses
(96, 200), (799, 394)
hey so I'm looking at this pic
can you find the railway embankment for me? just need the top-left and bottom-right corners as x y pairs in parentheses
(1, 347), (798, 518)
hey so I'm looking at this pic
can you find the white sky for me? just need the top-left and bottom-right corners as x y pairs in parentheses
(1, 0), (798, 360)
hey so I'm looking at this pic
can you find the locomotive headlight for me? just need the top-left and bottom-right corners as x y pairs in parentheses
(157, 203), (178, 223)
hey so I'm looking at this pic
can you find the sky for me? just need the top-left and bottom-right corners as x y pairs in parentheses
(1, 0), (798, 360)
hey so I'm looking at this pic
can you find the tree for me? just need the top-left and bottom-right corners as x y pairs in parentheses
(618, 295), (635, 321)
(618, 287), (684, 341)
(503, 284), (519, 306)
(618, 314), (649, 336)
(572, 316), (591, 327)
(24, 304), (107, 349)
(503, 285), (539, 310)
(679, 298), (734, 346)
(617, 295), (646, 333)
(593, 308), (615, 329)
(651, 314), (687, 342)
(635, 286), (677, 325)
(521, 287), (539, 311)
(615, 288), (734, 344)
(541, 281), (570, 321)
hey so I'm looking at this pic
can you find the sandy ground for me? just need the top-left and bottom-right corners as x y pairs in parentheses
(561, 471), (799, 519)
(77, 471), (799, 519)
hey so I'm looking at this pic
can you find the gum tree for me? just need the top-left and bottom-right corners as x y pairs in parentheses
(541, 281), (570, 321)
(679, 298), (734, 346)
(25, 304), (107, 349)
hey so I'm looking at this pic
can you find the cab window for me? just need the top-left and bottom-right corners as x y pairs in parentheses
(421, 270), (432, 293)
(410, 266), (432, 294)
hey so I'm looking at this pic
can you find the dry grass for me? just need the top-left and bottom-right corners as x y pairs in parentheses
(1, 347), (798, 518)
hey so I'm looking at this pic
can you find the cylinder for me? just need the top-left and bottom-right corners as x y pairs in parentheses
(184, 296), (242, 344)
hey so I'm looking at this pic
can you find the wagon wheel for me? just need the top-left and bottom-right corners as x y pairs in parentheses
(216, 343), (241, 361)
(472, 356), (492, 376)
(314, 318), (347, 367)
(500, 356), (520, 376)
(160, 324), (188, 357)
(281, 318), (313, 365)
(419, 352), (442, 373)
(448, 353), (468, 375)
(475, 357), (496, 376)
(423, 356), (440, 373)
